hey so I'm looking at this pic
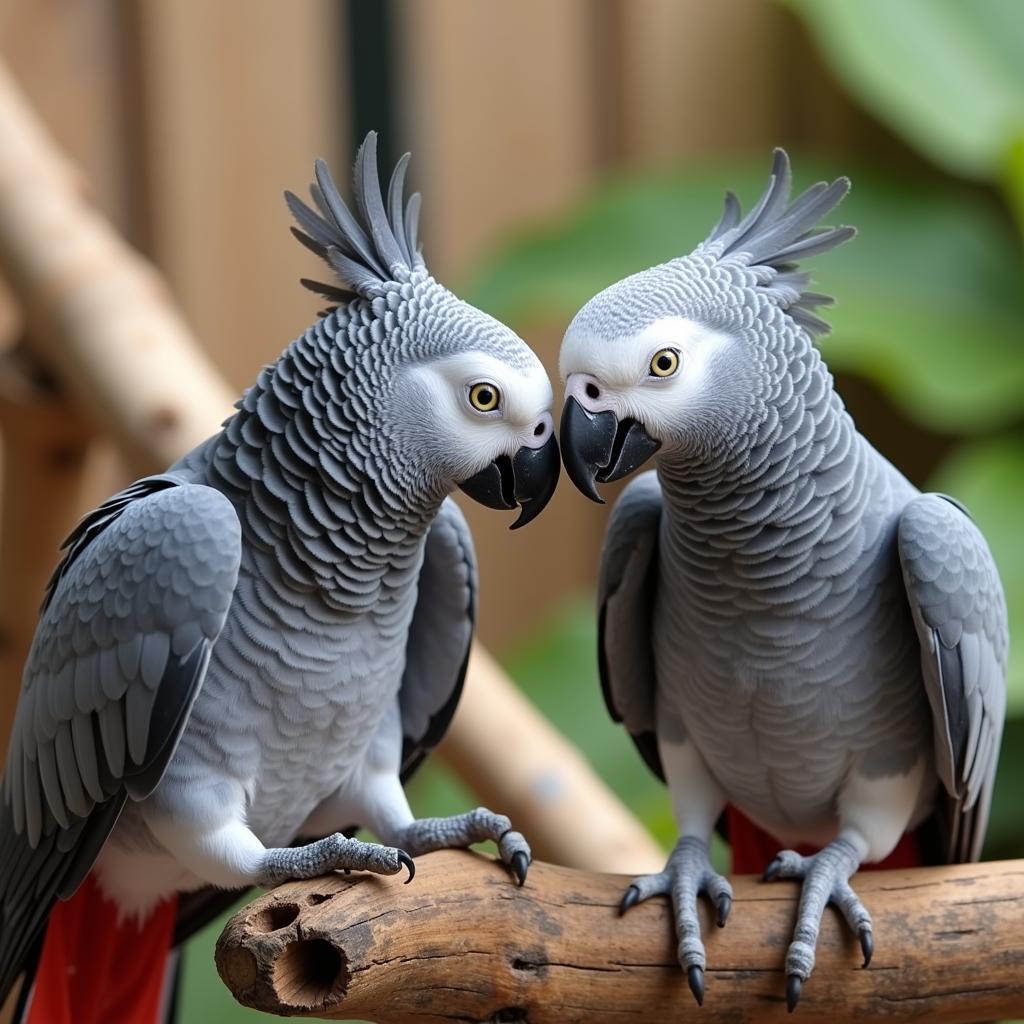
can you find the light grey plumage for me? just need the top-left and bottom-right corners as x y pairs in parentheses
(559, 149), (1007, 1007)
(0, 132), (558, 1006)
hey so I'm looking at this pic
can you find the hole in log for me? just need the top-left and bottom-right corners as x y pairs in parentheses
(250, 902), (300, 933)
(511, 958), (544, 973)
(488, 1009), (530, 1023)
(306, 893), (333, 906)
(274, 938), (348, 1010)
(510, 947), (547, 976)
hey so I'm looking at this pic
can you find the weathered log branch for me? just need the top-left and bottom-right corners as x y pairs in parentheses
(216, 850), (1024, 1023)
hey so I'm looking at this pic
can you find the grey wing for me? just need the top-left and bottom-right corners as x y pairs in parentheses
(598, 471), (664, 781)
(898, 493), (1008, 863)
(398, 497), (477, 782)
(0, 480), (241, 1002)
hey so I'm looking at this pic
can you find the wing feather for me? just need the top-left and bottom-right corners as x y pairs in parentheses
(0, 478), (241, 1005)
(398, 497), (477, 782)
(898, 493), (1008, 863)
(597, 471), (664, 780)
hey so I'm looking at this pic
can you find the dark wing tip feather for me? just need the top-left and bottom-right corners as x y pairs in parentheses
(300, 278), (355, 303)
(288, 133), (426, 301)
(706, 149), (855, 336)
(289, 226), (327, 260)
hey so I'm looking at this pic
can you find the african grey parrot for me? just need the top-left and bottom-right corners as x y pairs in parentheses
(558, 150), (1007, 1010)
(0, 132), (559, 1023)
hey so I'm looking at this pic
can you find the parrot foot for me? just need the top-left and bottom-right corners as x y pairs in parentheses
(619, 836), (732, 1006)
(259, 833), (414, 887)
(397, 806), (532, 885)
(761, 838), (870, 1011)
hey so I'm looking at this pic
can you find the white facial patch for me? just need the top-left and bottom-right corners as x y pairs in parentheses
(561, 317), (732, 440)
(399, 351), (554, 478)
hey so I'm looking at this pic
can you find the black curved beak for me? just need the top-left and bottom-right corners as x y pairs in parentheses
(457, 433), (560, 529)
(559, 396), (660, 503)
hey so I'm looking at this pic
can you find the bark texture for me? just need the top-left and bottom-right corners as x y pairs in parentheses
(216, 849), (1024, 1022)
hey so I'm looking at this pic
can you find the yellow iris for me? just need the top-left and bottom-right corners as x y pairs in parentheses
(469, 382), (501, 412)
(649, 349), (680, 377)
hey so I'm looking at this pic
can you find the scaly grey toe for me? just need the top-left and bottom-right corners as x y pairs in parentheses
(398, 807), (532, 884)
(620, 836), (732, 1004)
(260, 833), (411, 886)
(761, 838), (868, 1000)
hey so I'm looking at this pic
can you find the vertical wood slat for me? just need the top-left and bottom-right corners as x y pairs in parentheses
(395, 0), (606, 646)
(615, 0), (789, 164)
(0, 0), (128, 225)
(126, 0), (348, 391)
(397, 0), (597, 283)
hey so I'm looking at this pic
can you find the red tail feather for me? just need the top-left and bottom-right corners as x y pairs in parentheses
(25, 875), (177, 1024)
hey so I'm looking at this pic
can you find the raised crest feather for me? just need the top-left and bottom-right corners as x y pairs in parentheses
(706, 149), (855, 336)
(285, 132), (425, 303)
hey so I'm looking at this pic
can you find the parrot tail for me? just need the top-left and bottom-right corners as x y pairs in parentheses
(725, 805), (921, 876)
(20, 874), (178, 1024)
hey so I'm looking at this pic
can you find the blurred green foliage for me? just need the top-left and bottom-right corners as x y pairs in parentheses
(782, 0), (1024, 185)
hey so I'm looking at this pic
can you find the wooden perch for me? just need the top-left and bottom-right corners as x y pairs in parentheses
(0, 61), (236, 470)
(0, 57), (664, 874)
(216, 850), (1024, 1023)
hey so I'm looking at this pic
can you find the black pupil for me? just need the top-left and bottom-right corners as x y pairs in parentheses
(657, 354), (673, 371)
(477, 388), (493, 405)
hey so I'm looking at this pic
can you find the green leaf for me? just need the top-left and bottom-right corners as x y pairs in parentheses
(782, 0), (1024, 181)
(984, 713), (1024, 860)
(929, 434), (1024, 714)
(465, 157), (1024, 433)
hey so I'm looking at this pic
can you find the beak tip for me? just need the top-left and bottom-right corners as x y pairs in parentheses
(508, 434), (560, 529)
(559, 397), (659, 500)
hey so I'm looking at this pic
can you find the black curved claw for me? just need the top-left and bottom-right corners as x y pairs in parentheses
(687, 965), (705, 1007)
(716, 893), (732, 928)
(786, 974), (802, 1013)
(619, 885), (640, 916)
(397, 851), (415, 884)
(762, 859), (782, 882)
(859, 926), (873, 968)
(510, 851), (530, 887)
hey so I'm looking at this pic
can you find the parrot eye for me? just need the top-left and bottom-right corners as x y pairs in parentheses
(649, 349), (680, 378)
(468, 382), (501, 412)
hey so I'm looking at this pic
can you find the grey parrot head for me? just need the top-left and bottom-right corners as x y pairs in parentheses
(557, 149), (855, 502)
(286, 133), (558, 528)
